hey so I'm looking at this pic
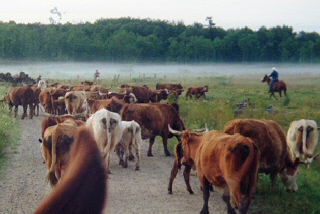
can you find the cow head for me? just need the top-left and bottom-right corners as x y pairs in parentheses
(279, 157), (301, 192)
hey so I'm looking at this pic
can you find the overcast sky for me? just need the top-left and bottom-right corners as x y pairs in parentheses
(0, 0), (319, 33)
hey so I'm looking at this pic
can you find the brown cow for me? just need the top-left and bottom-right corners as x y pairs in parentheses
(119, 85), (154, 103)
(185, 85), (209, 100)
(50, 88), (67, 115)
(149, 89), (169, 102)
(53, 97), (66, 115)
(64, 91), (86, 115)
(31, 85), (41, 116)
(120, 102), (185, 156)
(41, 117), (80, 186)
(156, 83), (183, 90)
(86, 97), (126, 114)
(90, 85), (112, 100)
(5, 85), (34, 119)
(223, 119), (302, 192)
(39, 88), (53, 114)
(169, 128), (260, 214)
(33, 126), (107, 214)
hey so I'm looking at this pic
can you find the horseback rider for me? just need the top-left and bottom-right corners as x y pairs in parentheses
(93, 70), (100, 82)
(268, 67), (279, 92)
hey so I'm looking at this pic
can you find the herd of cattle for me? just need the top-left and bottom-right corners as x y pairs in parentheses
(1, 79), (319, 214)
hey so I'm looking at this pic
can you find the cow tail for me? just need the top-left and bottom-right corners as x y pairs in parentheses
(132, 122), (137, 147)
(47, 130), (58, 186)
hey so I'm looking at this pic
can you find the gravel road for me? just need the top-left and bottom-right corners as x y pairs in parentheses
(0, 112), (242, 214)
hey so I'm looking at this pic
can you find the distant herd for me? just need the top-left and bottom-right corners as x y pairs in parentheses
(0, 76), (319, 214)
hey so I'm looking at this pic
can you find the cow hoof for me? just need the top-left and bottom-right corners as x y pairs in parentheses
(135, 166), (140, 170)
(165, 153), (171, 156)
(123, 164), (128, 168)
(147, 153), (153, 157)
(129, 155), (135, 161)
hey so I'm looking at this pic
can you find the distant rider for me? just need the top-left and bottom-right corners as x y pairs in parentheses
(268, 67), (278, 92)
(94, 70), (100, 82)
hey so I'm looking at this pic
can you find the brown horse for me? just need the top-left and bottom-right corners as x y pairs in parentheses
(261, 74), (287, 100)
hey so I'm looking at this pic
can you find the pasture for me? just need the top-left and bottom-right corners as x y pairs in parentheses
(0, 71), (320, 213)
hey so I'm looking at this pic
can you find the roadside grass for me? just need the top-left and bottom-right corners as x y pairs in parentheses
(0, 84), (21, 172)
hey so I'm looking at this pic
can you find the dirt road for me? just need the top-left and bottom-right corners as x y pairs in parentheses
(0, 113), (233, 214)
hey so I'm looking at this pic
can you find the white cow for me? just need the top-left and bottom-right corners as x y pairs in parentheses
(86, 109), (122, 173)
(116, 120), (142, 170)
(287, 119), (320, 165)
(37, 80), (48, 90)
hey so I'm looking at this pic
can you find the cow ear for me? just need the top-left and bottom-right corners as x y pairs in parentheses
(55, 116), (63, 124)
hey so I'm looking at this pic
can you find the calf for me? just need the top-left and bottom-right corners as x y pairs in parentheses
(169, 127), (260, 214)
(185, 85), (209, 100)
(287, 119), (320, 165)
(115, 120), (142, 170)
(86, 109), (122, 174)
(34, 126), (107, 214)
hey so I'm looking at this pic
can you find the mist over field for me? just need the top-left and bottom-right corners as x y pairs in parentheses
(0, 61), (319, 81)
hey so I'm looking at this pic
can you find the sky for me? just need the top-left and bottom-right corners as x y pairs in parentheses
(0, 0), (319, 33)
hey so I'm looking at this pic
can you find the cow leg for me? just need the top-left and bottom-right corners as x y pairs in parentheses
(269, 172), (278, 192)
(147, 137), (155, 157)
(168, 158), (179, 194)
(162, 136), (171, 156)
(29, 103), (33, 119)
(183, 164), (194, 194)
(199, 177), (210, 214)
(132, 142), (140, 170)
(14, 105), (19, 118)
(115, 144), (124, 166)
(123, 143), (129, 168)
(222, 188), (237, 214)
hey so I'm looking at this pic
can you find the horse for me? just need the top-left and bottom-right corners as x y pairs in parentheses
(261, 74), (287, 100)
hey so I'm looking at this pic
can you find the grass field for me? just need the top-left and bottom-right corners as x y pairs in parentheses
(0, 72), (319, 214)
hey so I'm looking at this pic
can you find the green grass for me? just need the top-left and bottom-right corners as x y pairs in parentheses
(0, 84), (21, 172)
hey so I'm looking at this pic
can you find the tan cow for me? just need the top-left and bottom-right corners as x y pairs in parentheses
(34, 126), (107, 214)
(41, 117), (79, 186)
(86, 108), (122, 174)
(115, 120), (143, 170)
(65, 91), (86, 115)
(169, 127), (260, 214)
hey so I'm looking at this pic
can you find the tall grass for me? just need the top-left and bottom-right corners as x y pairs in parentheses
(0, 84), (21, 172)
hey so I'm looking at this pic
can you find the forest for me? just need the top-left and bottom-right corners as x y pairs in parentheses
(1, 17), (320, 63)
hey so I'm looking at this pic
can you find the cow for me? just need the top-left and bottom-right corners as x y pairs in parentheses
(31, 85), (41, 116)
(86, 109), (122, 174)
(39, 88), (53, 114)
(50, 88), (67, 115)
(185, 85), (209, 100)
(149, 89), (169, 102)
(120, 102), (185, 157)
(33, 126), (107, 214)
(5, 85), (34, 119)
(86, 96), (127, 114)
(41, 117), (80, 186)
(115, 120), (142, 170)
(223, 119), (304, 192)
(107, 92), (138, 104)
(37, 80), (48, 90)
(90, 85), (112, 100)
(64, 91), (86, 115)
(169, 127), (260, 214)
(53, 97), (66, 115)
(50, 82), (71, 90)
(156, 83), (183, 91)
(287, 119), (320, 166)
(118, 85), (154, 103)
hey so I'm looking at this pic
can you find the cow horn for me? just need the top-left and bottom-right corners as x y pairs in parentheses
(168, 124), (182, 136)
(106, 84), (113, 90)
(191, 123), (209, 133)
(299, 153), (320, 165)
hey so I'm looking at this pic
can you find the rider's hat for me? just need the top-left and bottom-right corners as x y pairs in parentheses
(272, 67), (277, 71)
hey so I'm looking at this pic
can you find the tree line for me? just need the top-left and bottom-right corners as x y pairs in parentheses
(1, 17), (320, 63)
